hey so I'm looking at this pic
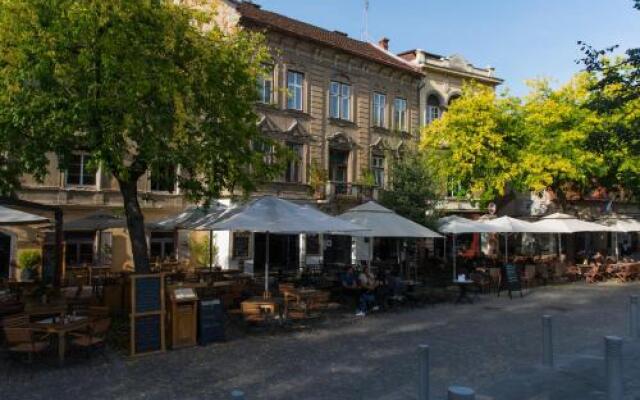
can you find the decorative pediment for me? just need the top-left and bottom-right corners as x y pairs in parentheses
(257, 114), (280, 134)
(285, 120), (310, 138)
(328, 132), (355, 150)
(370, 137), (391, 153)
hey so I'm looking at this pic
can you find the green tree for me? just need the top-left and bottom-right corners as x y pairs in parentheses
(0, 1), (282, 272)
(517, 74), (607, 207)
(578, 1), (640, 199)
(420, 82), (524, 203)
(380, 149), (437, 226)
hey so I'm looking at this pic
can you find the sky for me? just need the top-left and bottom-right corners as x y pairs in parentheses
(255, 0), (640, 96)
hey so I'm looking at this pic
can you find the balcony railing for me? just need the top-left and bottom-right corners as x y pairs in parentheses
(326, 181), (378, 201)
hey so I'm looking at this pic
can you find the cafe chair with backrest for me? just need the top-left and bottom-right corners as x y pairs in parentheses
(4, 327), (51, 364)
(70, 317), (111, 359)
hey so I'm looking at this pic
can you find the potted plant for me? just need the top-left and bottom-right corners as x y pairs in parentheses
(17, 249), (42, 282)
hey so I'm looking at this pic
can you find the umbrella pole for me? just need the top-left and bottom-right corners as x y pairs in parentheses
(615, 232), (619, 262)
(558, 233), (562, 262)
(452, 235), (457, 281)
(209, 230), (214, 272)
(264, 231), (270, 299)
(504, 234), (508, 264)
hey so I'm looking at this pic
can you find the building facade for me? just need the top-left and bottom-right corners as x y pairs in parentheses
(6, 0), (501, 277)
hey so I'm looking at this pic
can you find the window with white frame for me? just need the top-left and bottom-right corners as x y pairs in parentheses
(372, 155), (385, 187)
(150, 232), (175, 260)
(372, 92), (386, 127)
(393, 97), (408, 132)
(284, 142), (303, 183)
(287, 70), (304, 111)
(150, 164), (176, 193)
(257, 64), (274, 104)
(427, 94), (442, 124)
(329, 81), (351, 120)
(66, 153), (96, 187)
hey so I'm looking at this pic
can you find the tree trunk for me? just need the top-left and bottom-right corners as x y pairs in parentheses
(118, 178), (150, 273)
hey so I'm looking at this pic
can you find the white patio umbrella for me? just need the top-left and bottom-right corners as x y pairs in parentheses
(0, 205), (49, 226)
(337, 201), (442, 238)
(193, 196), (368, 296)
(437, 215), (500, 280)
(484, 216), (551, 263)
(599, 215), (640, 260)
(532, 213), (615, 260)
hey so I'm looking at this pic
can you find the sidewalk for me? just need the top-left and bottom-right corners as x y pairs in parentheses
(474, 339), (640, 400)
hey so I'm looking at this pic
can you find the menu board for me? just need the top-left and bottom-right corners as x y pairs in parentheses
(135, 277), (162, 313)
(130, 274), (165, 356)
(503, 264), (523, 299)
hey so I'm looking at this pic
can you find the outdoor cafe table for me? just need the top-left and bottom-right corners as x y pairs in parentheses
(30, 315), (88, 365)
(284, 288), (319, 317)
(453, 280), (475, 304)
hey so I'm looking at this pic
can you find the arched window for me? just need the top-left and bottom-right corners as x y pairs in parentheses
(426, 94), (442, 124)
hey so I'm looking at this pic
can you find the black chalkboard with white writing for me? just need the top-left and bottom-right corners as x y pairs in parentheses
(503, 264), (523, 299)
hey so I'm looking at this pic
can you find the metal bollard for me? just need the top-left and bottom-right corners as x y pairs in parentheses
(230, 390), (246, 400)
(542, 315), (554, 367)
(447, 386), (475, 400)
(630, 295), (639, 339)
(605, 336), (623, 400)
(418, 345), (430, 400)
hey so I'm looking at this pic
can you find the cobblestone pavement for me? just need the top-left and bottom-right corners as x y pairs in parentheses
(2, 282), (640, 400)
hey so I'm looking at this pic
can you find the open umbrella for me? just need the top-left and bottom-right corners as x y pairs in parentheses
(532, 213), (615, 260)
(0, 205), (49, 226)
(193, 196), (367, 296)
(484, 216), (550, 263)
(437, 216), (500, 280)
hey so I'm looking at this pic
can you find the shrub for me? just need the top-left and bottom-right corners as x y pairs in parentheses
(17, 250), (42, 270)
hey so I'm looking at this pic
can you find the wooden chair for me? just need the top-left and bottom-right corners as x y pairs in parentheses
(488, 268), (501, 294)
(585, 264), (603, 284)
(4, 327), (51, 363)
(617, 264), (638, 283)
(70, 317), (111, 358)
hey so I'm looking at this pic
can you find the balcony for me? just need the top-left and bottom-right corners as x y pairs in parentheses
(325, 181), (378, 202)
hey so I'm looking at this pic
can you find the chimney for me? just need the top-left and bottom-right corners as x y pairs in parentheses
(378, 37), (389, 51)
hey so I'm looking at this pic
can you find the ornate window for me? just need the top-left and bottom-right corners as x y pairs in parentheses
(284, 142), (303, 183)
(287, 70), (304, 111)
(393, 97), (407, 132)
(372, 92), (386, 128)
(329, 81), (351, 120)
(427, 94), (442, 124)
(257, 64), (274, 104)
(372, 155), (385, 187)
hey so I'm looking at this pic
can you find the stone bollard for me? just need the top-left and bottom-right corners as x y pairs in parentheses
(605, 336), (623, 400)
(230, 390), (246, 400)
(630, 295), (639, 339)
(542, 315), (554, 367)
(418, 345), (430, 400)
(447, 386), (475, 400)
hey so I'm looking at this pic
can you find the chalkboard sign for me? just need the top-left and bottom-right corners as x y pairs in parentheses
(135, 277), (161, 313)
(503, 264), (523, 299)
(198, 299), (225, 345)
(135, 315), (162, 353)
(130, 273), (165, 356)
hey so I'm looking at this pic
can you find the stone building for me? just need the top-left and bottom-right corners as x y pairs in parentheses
(5, 0), (501, 277)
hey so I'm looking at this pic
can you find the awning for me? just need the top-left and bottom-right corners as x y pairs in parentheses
(337, 201), (441, 238)
(148, 201), (228, 231)
(64, 212), (126, 231)
(0, 205), (49, 226)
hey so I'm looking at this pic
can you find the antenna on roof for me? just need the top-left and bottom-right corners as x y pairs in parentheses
(361, 0), (369, 41)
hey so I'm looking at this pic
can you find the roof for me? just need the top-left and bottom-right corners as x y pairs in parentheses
(235, 2), (421, 77)
(0, 205), (49, 226)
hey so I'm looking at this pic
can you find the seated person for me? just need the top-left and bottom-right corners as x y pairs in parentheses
(341, 266), (358, 290)
(358, 266), (378, 290)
